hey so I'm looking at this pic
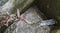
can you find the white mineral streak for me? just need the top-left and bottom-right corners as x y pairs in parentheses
(13, 19), (50, 33)
(40, 19), (55, 26)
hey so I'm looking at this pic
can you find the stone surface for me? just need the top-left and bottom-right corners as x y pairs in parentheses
(2, 6), (56, 33)
(13, 6), (50, 33)
(20, 6), (43, 24)
(0, 0), (8, 6)
(36, 0), (60, 22)
(35, 0), (60, 33)
(14, 20), (50, 33)
(0, 0), (34, 15)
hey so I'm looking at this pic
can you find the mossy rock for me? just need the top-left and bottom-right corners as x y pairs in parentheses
(51, 29), (60, 33)
(35, 0), (60, 22)
(12, 0), (34, 14)
(35, 0), (60, 32)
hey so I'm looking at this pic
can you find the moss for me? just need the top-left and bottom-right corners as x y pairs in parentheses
(35, 0), (60, 33)
(12, 0), (34, 14)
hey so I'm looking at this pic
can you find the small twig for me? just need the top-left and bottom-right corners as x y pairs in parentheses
(0, 9), (21, 26)
(17, 9), (20, 18)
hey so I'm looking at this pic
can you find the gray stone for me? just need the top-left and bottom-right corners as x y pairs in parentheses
(13, 6), (50, 33)
(4, 6), (55, 33)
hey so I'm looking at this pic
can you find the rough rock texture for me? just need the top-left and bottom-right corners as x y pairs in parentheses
(0, 0), (34, 15)
(35, 0), (60, 33)
(3, 6), (52, 33)
(0, 0), (8, 6)
(0, 0), (34, 22)
(2, 5), (56, 33)
(13, 6), (51, 33)
(13, 20), (50, 33)
(0, 0), (56, 33)
(36, 0), (60, 22)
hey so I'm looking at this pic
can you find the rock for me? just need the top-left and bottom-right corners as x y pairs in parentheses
(35, 0), (60, 33)
(0, 0), (34, 15)
(3, 5), (56, 33)
(0, 0), (34, 22)
(16, 6), (51, 33)
(36, 0), (60, 22)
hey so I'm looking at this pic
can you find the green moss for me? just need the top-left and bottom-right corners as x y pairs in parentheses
(12, 0), (34, 14)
